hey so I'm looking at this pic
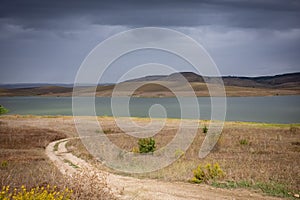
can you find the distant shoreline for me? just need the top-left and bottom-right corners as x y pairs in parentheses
(0, 88), (299, 97)
(1, 72), (299, 97)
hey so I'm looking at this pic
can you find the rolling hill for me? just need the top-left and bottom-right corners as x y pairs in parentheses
(0, 72), (299, 97)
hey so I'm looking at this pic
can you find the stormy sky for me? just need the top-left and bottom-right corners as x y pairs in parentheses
(0, 0), (300, 83)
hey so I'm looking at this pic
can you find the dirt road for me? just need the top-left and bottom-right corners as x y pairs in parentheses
(46, 138), (282, 200)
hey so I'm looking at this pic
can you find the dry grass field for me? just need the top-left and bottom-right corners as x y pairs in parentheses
(0, 116), (116, 199)
(0, 121), (66, 188)
(66, 117), (300, 198)
(0, 115), (299, 199)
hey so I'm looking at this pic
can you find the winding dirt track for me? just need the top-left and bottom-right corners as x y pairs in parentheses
(46, 138), (282, 200)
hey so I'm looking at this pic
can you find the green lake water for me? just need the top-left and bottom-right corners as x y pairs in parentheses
(0, 96), (299, 124)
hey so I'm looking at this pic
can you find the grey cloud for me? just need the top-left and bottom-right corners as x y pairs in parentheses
(0, 1), (299, 83)
(1, 0), (300, 30)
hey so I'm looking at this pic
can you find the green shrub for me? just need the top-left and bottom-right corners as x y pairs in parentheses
(0, 160), (8, 169)
(138, 138), (156, 153)
(239, 139), (249, 145)
(0, 105), (8, 115)
(202, 125), (208, 134)
(103, 128), (113, 134)
(191, 163), (224, 184)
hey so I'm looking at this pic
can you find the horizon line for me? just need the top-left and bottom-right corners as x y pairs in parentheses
(1, 71), (299, 85)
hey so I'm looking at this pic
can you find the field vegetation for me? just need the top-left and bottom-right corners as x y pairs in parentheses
(68, 117), (300, 198)
(0, 117), (116, 199)
(1, 115), (299, 199)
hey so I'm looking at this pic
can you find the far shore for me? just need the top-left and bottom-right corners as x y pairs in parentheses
(0, 87), (299, 97)
(1, 72), (300, 97)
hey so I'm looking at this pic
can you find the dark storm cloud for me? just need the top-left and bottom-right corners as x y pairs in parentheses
(0, 0), (300, 83)
(1, 0), (300, 29)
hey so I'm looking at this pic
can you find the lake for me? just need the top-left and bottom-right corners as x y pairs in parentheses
(0, 96), (299, 124)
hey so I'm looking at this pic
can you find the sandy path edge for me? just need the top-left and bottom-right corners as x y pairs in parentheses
(45, 138), (283, 200)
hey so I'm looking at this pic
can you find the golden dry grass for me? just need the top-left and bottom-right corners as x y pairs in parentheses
(0, 122), (67, 188)
(66, 118), (300, 194)
(1, 115), (299, 198)
(0, 119), (116, 199)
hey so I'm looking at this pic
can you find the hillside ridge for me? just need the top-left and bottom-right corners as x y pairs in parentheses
(0, 72), (299, 97)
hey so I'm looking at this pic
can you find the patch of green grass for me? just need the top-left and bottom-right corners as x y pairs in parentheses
(239, 139), (249, 145)
(103, 128), (113, 134)
(53, 140), (66, 151)
(0, 105), (9, 115)
(43, 115), (63, 118)
(53, 142), (60, 151)
(228, 121), (300, 128)
(63, 159), (79, 169)
(0, 160), (8, 169)
(212, 180), (295, 198)
(202, 125), (208, 134)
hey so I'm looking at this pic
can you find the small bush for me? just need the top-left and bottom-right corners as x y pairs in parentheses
(103, 128), (113, 134)
(0, 105), (8, 115)
(239, 139), (249, 145)
(202, 125), (208, 134)
(0, 185), (72, 200)
(0, 160), (8, 169)
(138, 138), (156, 153)
(191, 163), (224, 184)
